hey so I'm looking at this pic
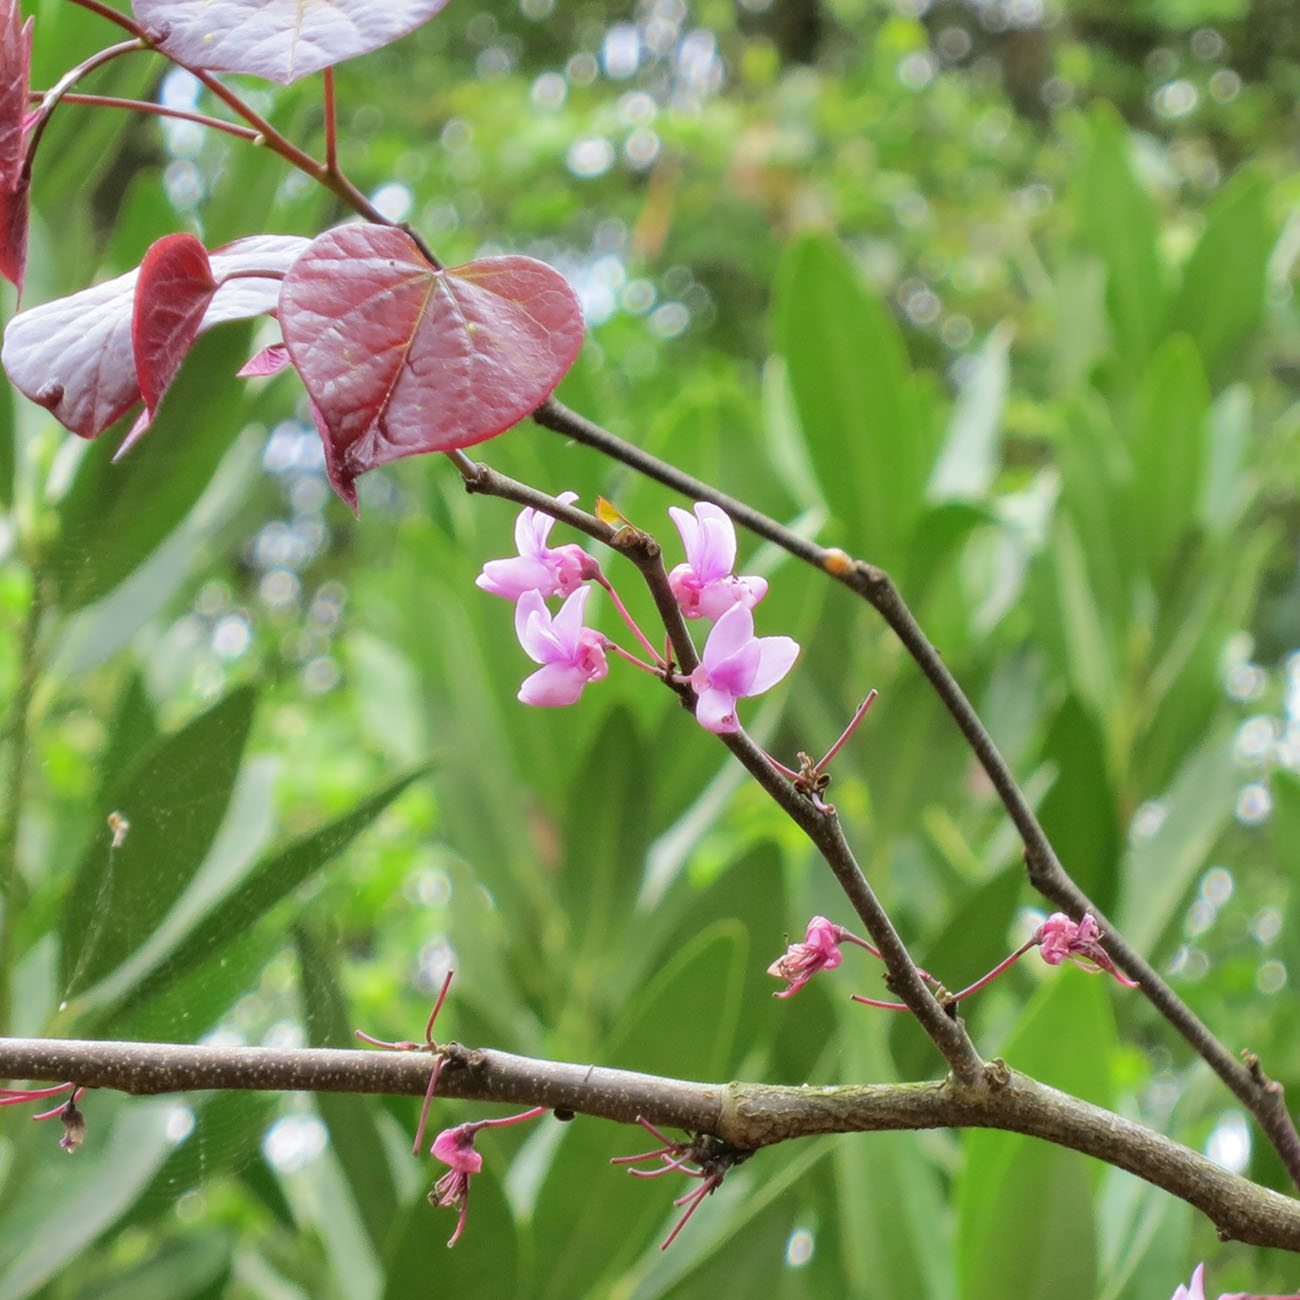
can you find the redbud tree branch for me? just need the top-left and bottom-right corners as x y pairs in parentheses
(1, 1035), (1297, 1252)
(451, 453), (985, 1084)
(531, 395), (1300, 1192)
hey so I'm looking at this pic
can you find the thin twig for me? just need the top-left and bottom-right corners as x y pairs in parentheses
(25, 92), (262, 142)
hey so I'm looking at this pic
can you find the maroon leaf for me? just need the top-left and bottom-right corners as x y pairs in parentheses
(1, 234), (309, 439)
(237, 341), (291, 378)
(133, 0), (450, 85)
(279, 224), (584, 507)
(133, 233), (218, 416)
(0, 0), (33, 291)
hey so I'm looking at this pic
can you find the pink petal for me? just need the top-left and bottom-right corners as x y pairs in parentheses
(515, 590), (555, 664)
(748, 635), (800, 695)
(701, 603), (756, 667)
(550, 584), (592, 647)
(519, 661), (590, 707)
(431, 1127), (483, 1174)
(477, 554), (554, 600)
(693, 502), (737, 579)
(694, 684), (741, 734)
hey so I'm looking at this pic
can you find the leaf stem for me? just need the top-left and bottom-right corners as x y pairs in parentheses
(322, 68), (338, 174)
(26, 91), (262, 143)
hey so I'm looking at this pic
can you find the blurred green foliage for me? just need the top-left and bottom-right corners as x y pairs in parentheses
(1, 0), (1299, 1295)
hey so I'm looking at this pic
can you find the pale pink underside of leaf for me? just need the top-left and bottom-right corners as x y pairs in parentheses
(279, 223), (584, 505)
(133, 233), (217, 415)
(237, 341), (291, 378)
(0, 234), (309, 438)
(132, 0), (450, 85)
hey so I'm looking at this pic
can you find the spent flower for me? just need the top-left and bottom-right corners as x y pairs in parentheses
(1035, 912), (1138, 987)
(429, 1107), (546, 1246)
(667, 501), (767, 620)
(767, 915), (845, 997)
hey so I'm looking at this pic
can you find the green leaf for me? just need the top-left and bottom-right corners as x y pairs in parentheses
(928, 320), (1013, 503)
(558, 704), (652, 1010)
(1115, 727), (1237, 952)
(1169, 170), (1271, 375)
(956, 974), (1116, 1300)
(295, 922), (403, 1258)
(85, 1233), (231, 1300)
(1038, 696), (1121, 913)
(773, 233), (935, 563)
(47, 325), (260, 612)
(60, 686), (257, 997)
(1077, 104), (1166, 368)
(103, 766), (428, 1029)
(1129, 336), (1210, 578)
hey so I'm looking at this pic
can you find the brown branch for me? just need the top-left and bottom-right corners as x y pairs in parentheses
(531, 396), (1300, 1190)
(1, 1036), (1296, 1251)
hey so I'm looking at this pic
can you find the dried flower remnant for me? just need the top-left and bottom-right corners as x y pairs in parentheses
(667, 501), (767, 620)
(611, 1116), (751, 1249)
(1035, 912), (1138, 987)
(767, 915), (845, 997)
(476, 490), (599, 600)
(0, 1082), (87, 1150)
(429, 1107), (547, 1247)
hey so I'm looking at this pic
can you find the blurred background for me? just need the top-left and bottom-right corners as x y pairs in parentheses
(2, 0), (1300, 1294)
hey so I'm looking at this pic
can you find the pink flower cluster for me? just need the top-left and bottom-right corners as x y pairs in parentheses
(478, 494), (798, 734)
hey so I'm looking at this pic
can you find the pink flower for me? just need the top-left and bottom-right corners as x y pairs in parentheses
(429, 1108), (546, 1247)
(767, 916), (844, 997)
(477, 491), (597, 600)
(515, 586), (609, 706)
(1035, 912), (1138, 987)
(688, 602), (798, 734)
(667, 502), (767, 620)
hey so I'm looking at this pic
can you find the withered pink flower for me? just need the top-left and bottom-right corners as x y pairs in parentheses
(429, 1107), (546, 1247)
(767, 915), (844, 998)
(1035, 912), (1138, 988)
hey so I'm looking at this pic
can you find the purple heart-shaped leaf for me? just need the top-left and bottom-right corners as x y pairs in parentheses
(1, 234), (309, 439)
(132, 0), (450, 85)
(279, 224), (584, 508)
